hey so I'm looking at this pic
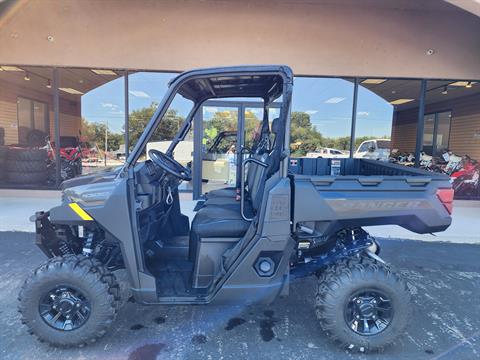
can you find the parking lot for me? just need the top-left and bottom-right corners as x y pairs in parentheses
(0, 231), (479, 360)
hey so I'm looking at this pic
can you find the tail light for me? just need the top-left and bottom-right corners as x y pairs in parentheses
(436, 188), (454, 214)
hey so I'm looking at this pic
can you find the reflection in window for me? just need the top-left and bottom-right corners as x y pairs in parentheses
(425, 80), (479, 161)
(422, 111), (451, 156)
(365, 79), (422, 160)
(291, 77), (354, 156)
(57, 68), (125, 175)
(128, 72), (177, 152)
(142, 92), (194, 164)
(355, 79), (394, 161)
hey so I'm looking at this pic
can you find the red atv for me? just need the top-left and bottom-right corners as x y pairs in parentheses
(45, 136), (83, 182)
(451, 156), (480, 199)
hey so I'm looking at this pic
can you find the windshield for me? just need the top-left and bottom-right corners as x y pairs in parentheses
(131, 93), (194, 162)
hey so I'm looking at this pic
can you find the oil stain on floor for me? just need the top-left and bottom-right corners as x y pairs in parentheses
(225, 317), (246, 330)
(260, 310), (277, 342)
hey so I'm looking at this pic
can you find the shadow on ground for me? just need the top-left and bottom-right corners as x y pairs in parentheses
(0, 232), (479, 360)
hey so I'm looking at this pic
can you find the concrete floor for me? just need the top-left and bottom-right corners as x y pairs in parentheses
(0, 232), (479, 360)
(0, 189), (479, 359)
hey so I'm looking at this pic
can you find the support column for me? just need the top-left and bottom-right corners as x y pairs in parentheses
(349, 78), (359, 158)
(53, 68), (61, 187)
(192, 110), (203, 200)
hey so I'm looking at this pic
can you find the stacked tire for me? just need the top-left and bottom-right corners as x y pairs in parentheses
(6, 147), (48, 184)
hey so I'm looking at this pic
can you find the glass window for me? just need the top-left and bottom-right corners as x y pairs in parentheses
(33, 101), (48, 132)
(128, 72), (177, 152)
(358, 141), (370, 153)
(144, 92), (194, 161)
(422, 111), (451, 156)
(0, 66), (53, 188)
(201, 105), (239, 193)
(422, 113), (435, 155)
(244, 106), (263, 151)
(357, 79), (421, 161)
(59, 68), (125, 178)
(291, 77), (354, 157)
(424, 80), (478, 159)
(436, 111), (451, 153)
(16, 97), (49, 145)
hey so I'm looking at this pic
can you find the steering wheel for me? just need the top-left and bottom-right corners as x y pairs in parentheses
(148, 149), (192, 181)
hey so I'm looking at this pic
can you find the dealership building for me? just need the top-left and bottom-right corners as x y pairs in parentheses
(0, 0), (479, 199)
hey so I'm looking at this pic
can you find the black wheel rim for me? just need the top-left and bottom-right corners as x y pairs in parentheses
(39, 285), (91, 331)
(344, 289), (393, 336)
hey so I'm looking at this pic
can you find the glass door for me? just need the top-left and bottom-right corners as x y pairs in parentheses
(192, 101), (282, 199)
(200, 103), (241, 195)
(422, 111), (451, 156)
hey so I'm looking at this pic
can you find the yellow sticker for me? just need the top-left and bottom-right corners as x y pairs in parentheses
(69, 203), (93, 221)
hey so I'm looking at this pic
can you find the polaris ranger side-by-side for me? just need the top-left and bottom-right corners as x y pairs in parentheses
(18, 66), (453, 351)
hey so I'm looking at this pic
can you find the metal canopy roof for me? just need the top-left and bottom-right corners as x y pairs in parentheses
(170, 65), (292, 103)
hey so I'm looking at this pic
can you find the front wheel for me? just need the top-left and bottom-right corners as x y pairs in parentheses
(315, 255), (412, 352)
(18, 255), (120, 347)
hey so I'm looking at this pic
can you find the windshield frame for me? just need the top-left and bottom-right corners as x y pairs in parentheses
(123, 66), (293, 171)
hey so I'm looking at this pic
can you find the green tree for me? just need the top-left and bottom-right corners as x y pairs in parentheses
(203, 110), (237, 148)
(80, 118), (123, 151)
(289, 111), (324, 156)
(128, 103), (185, 150)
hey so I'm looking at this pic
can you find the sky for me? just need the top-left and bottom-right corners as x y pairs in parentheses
(81, 72), (394, 138)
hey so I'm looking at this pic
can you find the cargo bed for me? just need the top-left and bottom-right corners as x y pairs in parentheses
(290, 158), (453, 236)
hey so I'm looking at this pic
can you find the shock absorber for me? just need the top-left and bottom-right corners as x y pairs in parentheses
(82, 232), (94, 256)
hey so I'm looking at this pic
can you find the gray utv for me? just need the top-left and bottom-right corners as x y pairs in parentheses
(18, 66), (453, 351)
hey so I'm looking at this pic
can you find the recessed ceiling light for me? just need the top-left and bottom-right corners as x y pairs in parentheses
(1, 65), (23, 71)
(59, 87), (84, 95)
(91, 69), (117, 76)
(449, 81), (477, 87)
(361, 79), (387, 84)
(324, 97), (345, 104)
(390, 98), (414, 105)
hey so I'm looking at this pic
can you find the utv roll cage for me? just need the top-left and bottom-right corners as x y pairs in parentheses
(125, 65), (294, 174)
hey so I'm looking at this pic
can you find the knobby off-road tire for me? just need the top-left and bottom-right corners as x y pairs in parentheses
(315, 255), (412, 352)
(18, 255), (121, 347)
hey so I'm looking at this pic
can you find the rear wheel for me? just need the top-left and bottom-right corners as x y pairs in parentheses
(315, 255), (411, 352)
(18, 255), (120, 347)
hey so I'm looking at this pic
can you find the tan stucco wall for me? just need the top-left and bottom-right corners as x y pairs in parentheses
(0, 0), (479, 79)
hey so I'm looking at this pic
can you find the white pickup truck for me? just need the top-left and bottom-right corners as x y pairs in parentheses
(306, 147), (349, 158)
(354, 139), (391, 161)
